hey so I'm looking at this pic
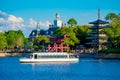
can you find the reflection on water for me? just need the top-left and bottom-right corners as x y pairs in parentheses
(22, 62), (72, 71)
(0, 57), (120, 80)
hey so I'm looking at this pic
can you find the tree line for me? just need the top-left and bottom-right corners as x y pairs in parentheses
(0, 30), (25, 51)
(0, 12), (120, 52)
(102, 13), (120, 48)
(54, 12), (120, 50)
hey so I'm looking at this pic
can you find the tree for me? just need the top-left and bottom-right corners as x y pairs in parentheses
(0, 32), (7, 50)
(102, 12), (120, 48)
(67, 18), (77, 27)
(53, 27), (79, 47)
(15, 30), (24, 48)
(105, 13), (119, 21)
(34, 35), (50, 50)
(5, 30), (24, 49)
(24, 38), (29, 48)
(5, 30), (17, 49)
(73, 25), (91, 45)
(16, 36), (24, 48)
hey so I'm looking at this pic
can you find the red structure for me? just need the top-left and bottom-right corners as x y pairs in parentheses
(48, 34), (69, 52)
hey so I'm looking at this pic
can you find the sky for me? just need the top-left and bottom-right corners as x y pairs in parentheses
(0, 0), (120, 37)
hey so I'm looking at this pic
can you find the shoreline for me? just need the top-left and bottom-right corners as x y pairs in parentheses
(0, 52), (29, 57)
(96, 53), (120, 59)
(0, 53), (7, 57)
(1, 52), (120, 59)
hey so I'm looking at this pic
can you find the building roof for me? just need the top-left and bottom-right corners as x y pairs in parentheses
(86, 42), (98, 45)
(88, 32), (98, 34)
(89, 19), (109, 24)
(29, 29), (47, 38)
(89, 26), (107, 29)
(86, 36), (98, 39)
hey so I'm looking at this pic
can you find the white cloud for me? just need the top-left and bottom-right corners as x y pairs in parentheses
(39, 20), (51, 29)
(8, 22), (25, 30)
(0, 10), (52, 37)
(0, 18), (6, 23)
(0, 11), (24, 31)
(29, 18), (37, 27)
(7, 15), (24, 30)
(0, 18), (7, 29)
(29, 18), (51, 29)
(8, 15), (24, 23)
(0, 10), (7, 17)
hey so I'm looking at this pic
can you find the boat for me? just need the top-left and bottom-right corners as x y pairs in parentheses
(20, 52), (79, 63)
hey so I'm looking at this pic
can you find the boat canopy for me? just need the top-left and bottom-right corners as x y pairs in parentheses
(33, 52), (68, 56)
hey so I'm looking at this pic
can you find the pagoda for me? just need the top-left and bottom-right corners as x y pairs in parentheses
(86, 9), (109, 53)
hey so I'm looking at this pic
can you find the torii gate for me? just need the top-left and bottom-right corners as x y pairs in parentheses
(48, 34), (69, 52)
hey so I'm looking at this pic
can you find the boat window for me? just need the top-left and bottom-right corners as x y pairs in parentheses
(34, 54), (37, 59)
(37, 55), (67, 58)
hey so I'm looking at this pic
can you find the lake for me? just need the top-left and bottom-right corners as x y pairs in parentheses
(0, 57), (120, 80)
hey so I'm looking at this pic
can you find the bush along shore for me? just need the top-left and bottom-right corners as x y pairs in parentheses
(0, 51), (32, 57)
(0, 52), (22, 57)
(97, 48), (120, 59)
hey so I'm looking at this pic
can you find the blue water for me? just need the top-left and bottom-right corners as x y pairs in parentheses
(0, 57), (120, 80)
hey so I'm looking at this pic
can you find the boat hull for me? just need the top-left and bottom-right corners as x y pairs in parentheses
(20, 58), (79, 63)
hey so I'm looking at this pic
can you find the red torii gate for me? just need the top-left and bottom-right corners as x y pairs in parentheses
(48, 34), (69, 52)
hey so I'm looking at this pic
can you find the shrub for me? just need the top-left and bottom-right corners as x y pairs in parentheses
(106, 48), (120, 53)
(99, 48), (120, 54)
(98, 49), (107, 53)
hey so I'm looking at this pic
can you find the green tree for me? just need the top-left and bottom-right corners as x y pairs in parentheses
(74, 25), (91, 45)
(16, 36), (24, 48)
(105, 13), (119, 21)
(34, 35), (50, 50)
(15, 30), (24, 48)
(5, 30), (24, 49)
(102, 12), (120, 47)
(67, 18), (77, 27)
(54, 27), (79, 46)
(24, 38), (29, 48)
(0, 32), (7, 50)
(5, 30), (17, 49)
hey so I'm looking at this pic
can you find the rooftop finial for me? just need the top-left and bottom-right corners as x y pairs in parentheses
(98, 9), (100, 20)
(56, 13), (60, 19)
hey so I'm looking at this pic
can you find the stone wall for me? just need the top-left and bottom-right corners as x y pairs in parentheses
(97, 53), (120, 59)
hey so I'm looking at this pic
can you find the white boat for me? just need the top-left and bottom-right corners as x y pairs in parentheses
(20, 52), (79, 63)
